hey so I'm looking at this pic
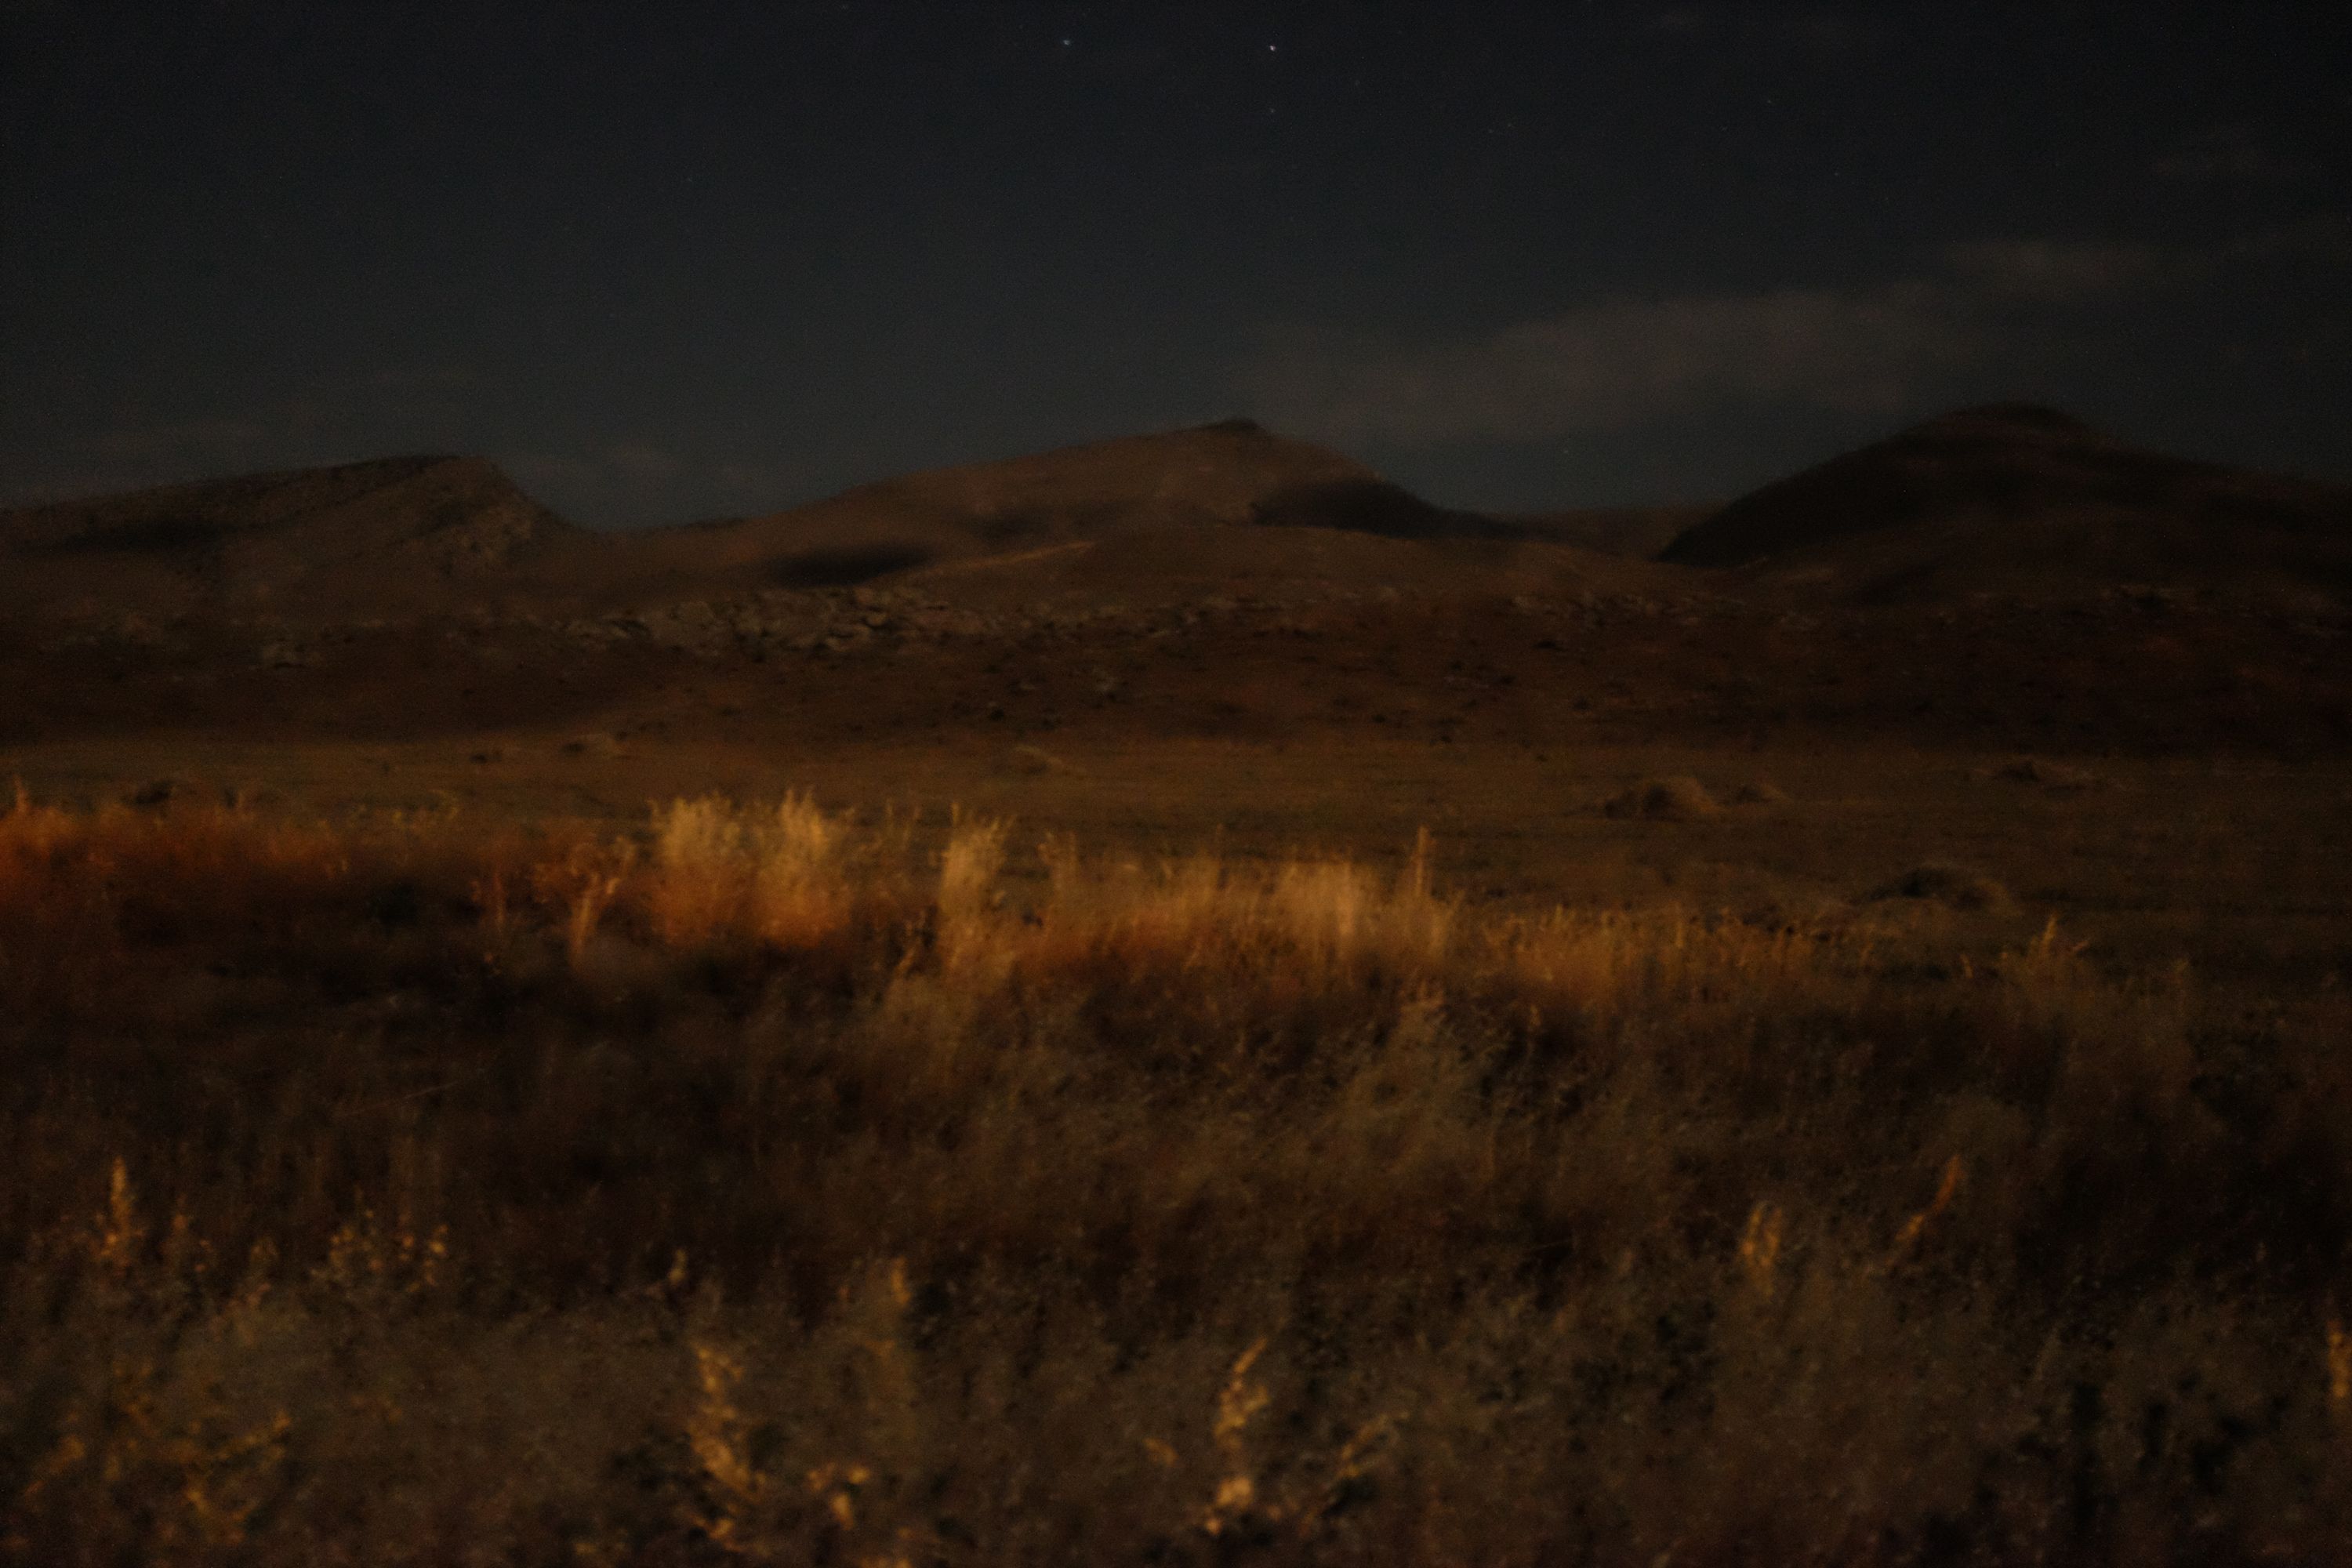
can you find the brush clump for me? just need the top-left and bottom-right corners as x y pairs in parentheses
(1601, 775), (1722, 820)
(1873, 861), (2014, 911)
(2, 792), (2349, 1563)
(1993, 755), (2103, 792)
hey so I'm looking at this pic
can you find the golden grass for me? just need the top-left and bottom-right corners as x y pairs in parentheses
(4, 793), (2351, 1562)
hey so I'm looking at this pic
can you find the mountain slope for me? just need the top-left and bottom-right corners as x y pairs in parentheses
(0, 456), (590, 619)
(605, 419), (1531, 595)
(0, 424), (1639, 623)
(883, 521), (1690, 613)
(1661, 405), (2352, 604)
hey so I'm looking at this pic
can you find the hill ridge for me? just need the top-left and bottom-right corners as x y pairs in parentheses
(1661, 404), (2352, 604)
(0, 452), (585, 620)
(600, 419), (1558, 595)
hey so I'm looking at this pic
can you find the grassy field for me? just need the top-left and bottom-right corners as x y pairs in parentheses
(4, 758), (2350, 1563)
(8, 730), (2347, 985)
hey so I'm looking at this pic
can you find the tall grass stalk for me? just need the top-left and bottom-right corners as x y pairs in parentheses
(3, 797), (2350, 1562)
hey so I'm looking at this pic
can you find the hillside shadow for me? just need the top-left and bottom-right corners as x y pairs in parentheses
(25, 516), (234, 557)
(1248, 478), (1526, 541)
(765, 544), (936, 588)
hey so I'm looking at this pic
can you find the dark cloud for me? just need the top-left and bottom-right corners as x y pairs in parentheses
(1244, 281), (1970, 445)
(5, 5), (2344, 515)
(2224, 212), (2352, 266)
(2154, 123), (2315, 189)
(1239, 227), (2287, 448)
(1940, 240), (2178, 303)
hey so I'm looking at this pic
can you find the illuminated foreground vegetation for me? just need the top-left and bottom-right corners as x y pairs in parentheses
(3, 794), (2350, 1564)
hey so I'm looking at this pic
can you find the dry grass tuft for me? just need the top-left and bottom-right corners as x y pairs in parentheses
(3, 793), (2350, 1561)
(125, 775), (198, 808)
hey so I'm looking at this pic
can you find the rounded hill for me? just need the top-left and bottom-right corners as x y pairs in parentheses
(0, 456), (586, 619)
(1661, 405), (2352, 604)
(615, 419), (1533, 596)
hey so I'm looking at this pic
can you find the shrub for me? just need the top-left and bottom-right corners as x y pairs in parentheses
(1601, 775), (1722, 820)
(1871, 861), (2013, 910)
(1994, 755), (2102, 792)
(3, 795), (2349, 1562)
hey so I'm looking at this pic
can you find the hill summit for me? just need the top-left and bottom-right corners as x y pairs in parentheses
(1661, 405), (2352, 604)
(0, 455), (583, 619)
(618, 419), (1520, 595)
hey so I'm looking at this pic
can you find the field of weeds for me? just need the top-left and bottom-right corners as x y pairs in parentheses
(4, 791), (2351, 1564)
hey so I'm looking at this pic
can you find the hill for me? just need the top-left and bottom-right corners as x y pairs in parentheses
(0, 425), (1671, 630)
(0, 455), (590, 622)
(6, 415), (2345, 760)
(886, 519), (1688, 612)
(1661, 405), (2352, 605)
(601, 419), (1548, 597)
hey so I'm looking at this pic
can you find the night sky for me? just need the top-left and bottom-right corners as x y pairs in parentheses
(5, 2), (2347, 528)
